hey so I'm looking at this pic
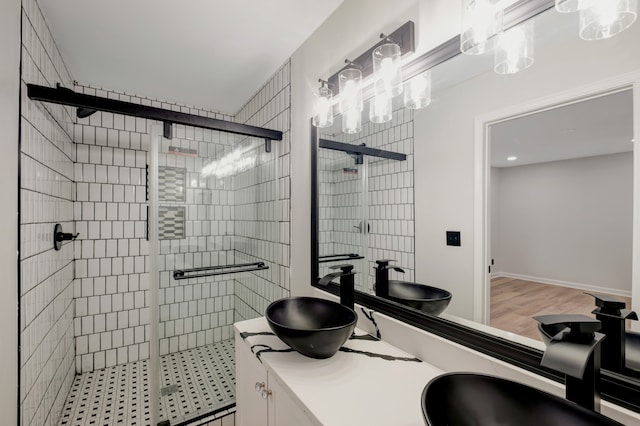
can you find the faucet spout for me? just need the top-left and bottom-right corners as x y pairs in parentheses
(319, 264), (356, 311)
(534, 314), (605, 412)
(318, 271), (342, 287)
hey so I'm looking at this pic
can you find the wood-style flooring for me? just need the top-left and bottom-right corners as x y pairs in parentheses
(490, 277), (632, 341)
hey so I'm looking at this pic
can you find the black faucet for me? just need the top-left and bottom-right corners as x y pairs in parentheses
(586, 292), (638, 374)
(318, 264), (356, 311)
(374, 259), (404, 298)
(534, 314), (605, 412)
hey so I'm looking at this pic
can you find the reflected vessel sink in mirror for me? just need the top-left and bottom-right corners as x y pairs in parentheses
(422, 373), (622, 426)
(385, 280), (452, 316)
(266, 297), (357, 359)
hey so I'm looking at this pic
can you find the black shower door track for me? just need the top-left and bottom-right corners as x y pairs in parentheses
(27, 83), (283, 142)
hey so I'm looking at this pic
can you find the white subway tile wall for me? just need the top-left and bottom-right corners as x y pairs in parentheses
(72, 89), (152, 373)
(234, 61), (291, 319)
(319, 108), (415, 293)
(20, 0), (77, 425)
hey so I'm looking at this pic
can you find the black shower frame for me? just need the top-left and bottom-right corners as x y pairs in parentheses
(27, 84), (283, 142)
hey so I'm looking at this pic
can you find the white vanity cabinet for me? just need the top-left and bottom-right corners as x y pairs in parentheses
(235, 317), (445, 426)
(235, 331), (315, 426)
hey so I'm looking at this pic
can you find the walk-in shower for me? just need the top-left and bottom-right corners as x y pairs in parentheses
(22, 84), (283, 426)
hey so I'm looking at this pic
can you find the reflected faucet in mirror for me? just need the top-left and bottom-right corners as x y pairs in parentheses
(374, 259), (405, 298)
(587, 292), (640, 375)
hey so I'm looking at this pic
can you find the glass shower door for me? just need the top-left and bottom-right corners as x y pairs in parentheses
(317, 147), (368, 292)
(150, 124), (279, 425)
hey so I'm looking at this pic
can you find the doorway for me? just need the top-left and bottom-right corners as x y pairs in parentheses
(475, 81), (639, 340)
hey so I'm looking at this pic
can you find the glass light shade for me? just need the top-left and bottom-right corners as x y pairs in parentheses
(312, 86), (333, 128)
(342, 108), (362, 134)
(338, 68), (363, 114)
(403, 71), (432, 109)
(369, 94), (393, 123)
(555, 0), (595, 13)
(373, 43), (403, 97)
(494, 21), (535, 75)
(579, 0), (638, 40)
(460, 0), (504, 55)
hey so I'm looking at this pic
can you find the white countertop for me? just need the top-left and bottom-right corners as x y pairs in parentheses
(235, 317), (444, 426)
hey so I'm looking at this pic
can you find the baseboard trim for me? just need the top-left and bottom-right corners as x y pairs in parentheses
(492, 272), (632, 298)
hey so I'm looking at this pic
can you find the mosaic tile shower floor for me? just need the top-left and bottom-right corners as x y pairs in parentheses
(58, 340), (236, 425)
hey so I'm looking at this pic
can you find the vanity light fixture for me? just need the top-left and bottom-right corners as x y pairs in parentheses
(555, 0), (594, 13)
(373, 35), (403, 97)
(342, 107), (363, 134)
(339, 67), (364, 133)
(403, 70), (432, 109)
(338, 67), (363, 114)
(311, 21), (416, 132)
(369, 93), (393, 123)
(460, 0), (504, 55)
(312, 79), (334, 128)
(579, 0), (638, 40)
(494, 21), (535, 75)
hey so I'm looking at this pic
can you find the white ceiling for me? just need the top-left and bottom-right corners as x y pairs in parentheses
(38, 0), (344, 114)
(491, 89), (634, 168)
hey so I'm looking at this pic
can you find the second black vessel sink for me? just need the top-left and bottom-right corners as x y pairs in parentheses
(385, 280), (451, 316)
(422, 373), (622, 426)
(266, 297), (357, 359)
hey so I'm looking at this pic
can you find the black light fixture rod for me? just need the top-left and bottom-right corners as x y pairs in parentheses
(27, 84), (283, 141)
(319, 138), (407, 161)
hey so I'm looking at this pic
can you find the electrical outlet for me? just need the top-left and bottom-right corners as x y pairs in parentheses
(446, 231), (461, 246)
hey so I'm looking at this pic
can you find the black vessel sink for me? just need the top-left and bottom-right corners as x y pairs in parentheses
(385, 280), (451, 316)
(422, 373), (622, 426)
(266, 297), (357, 359)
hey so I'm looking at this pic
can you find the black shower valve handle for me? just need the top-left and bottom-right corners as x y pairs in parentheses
(55, 231), (79, 242)
(53, 223), (79, 251)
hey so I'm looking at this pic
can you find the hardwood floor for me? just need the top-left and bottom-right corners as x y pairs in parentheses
(490, 277), (632, 341)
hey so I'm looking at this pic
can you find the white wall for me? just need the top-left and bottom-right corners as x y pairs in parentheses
(414, 15), (640, 319)
(494, 153), (633, 294)
(0, 0), (20, 423)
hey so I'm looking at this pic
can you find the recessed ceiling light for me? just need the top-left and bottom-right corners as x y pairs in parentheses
(507, 156), (517, 161)
(632, 138), (636, 143)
